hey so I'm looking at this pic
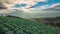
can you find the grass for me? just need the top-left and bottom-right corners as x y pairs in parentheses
(0, 16), (60, 34)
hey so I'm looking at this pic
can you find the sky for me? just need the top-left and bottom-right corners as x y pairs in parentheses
(0, 0), (60, 18)
(0, 0), (60, 11)
(12, 0), (60, 11)
(33, 0), (60, 8)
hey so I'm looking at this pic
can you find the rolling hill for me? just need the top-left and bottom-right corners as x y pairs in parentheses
(30, 17), (60, 27)
(0, 16), (60, 34)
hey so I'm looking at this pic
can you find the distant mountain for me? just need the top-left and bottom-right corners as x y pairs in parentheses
(30, 17), (60, 27)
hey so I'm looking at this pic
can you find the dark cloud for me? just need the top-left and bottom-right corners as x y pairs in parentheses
(0, 2), (6, 9)
(41, 5), (60, 13)
(52, 5), (60, 9)
(43, 5), (60, 10)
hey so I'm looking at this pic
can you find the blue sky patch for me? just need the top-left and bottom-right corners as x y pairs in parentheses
(32, 0), (60, 8)
(12, 0), (60, 9)
(12, 4), (26, 8)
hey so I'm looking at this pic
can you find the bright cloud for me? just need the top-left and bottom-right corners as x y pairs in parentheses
(0, 0), (47, 10)
(50, 3), (60, 9)
(36, 3), (60, 10)
(0, 0), (60, 12)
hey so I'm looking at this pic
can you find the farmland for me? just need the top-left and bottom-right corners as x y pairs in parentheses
(0, 16), (60, 34)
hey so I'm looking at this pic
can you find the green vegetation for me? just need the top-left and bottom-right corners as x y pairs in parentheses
(0, 16), (60, 34)
(30, 17), (60, 27)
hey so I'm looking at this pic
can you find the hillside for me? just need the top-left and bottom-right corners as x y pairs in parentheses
(30, 17), (60, 27)
(0, 16), (60, 34)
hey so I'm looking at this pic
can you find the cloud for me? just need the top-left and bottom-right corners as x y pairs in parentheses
(0, 0), (47, 10)
(11, 2), (60, 12)
(25, 3), (60, 13)
(36, 3), (60, 10)
(50, 3), (60, 9)
(0, 2), (6, 9)
(0, 0), (60, 12)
